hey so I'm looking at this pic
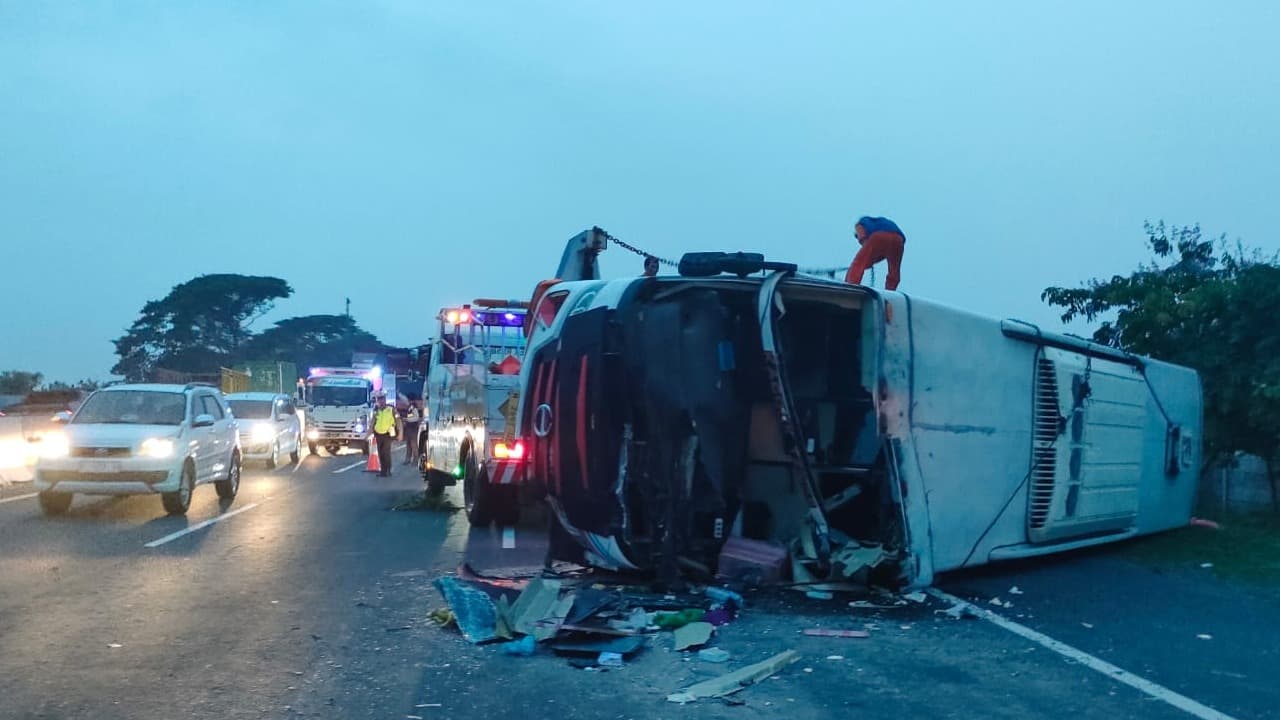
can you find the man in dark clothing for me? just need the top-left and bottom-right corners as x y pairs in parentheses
(371, 392), (398, 477)
(845, 215), (906, 290)
(402, 398), (422, 464)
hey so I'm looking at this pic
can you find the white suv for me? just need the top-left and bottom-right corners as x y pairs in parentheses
(33, 383), (242, 516)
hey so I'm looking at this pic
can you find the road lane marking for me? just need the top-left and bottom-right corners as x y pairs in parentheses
(927, 589), (1239, 720)
(0, 492), (38, 505)
(144, 503), (261, 548)
(502, 527), (516, 549)
(291, 461), (303, 474)
(333, 460), (366, 474)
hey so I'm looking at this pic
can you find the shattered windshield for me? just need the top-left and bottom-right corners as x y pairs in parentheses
(71, 391), (185, 426)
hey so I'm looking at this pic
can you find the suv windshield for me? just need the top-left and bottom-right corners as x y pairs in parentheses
(228, 400), (273, 419)
(310, 385), (368, 407)
(72, 391), (186, 426)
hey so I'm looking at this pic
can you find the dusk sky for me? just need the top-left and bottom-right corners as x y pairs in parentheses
(3, 1), (1278, 382)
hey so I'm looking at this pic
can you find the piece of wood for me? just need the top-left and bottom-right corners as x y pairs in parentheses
(667, 650), (800, 703)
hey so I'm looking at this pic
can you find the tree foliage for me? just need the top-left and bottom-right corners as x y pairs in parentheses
(0, 370), (43, 395)
(112, 274), (293, 381)
(241, 314), (386, 370)
(1043, 221), (1280, 471)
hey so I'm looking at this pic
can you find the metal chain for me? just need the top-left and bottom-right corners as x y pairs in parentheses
(605, 229), (854, 279)
(605, 232), (680, 267)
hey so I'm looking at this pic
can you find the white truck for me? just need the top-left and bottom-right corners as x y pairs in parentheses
(420, 300), (530, 525)
(302, 367), (378, 456)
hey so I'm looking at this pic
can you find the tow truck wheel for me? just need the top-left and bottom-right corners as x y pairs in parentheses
(462, 450), (491, 526)
(38, 491), (72, 516)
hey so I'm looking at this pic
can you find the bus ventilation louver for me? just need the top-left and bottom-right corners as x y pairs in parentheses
(1028, 356), (1060, 530)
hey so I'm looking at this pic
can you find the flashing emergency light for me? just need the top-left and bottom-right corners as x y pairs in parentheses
(493, 440), (526, 461)
(470, 310), (526, 328)
(445, 310), (472, 324)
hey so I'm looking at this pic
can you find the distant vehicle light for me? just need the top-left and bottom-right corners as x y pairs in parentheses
(139, 437), (175, 459)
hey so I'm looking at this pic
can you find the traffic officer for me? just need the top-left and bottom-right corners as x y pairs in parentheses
(372, 391), (399, 477)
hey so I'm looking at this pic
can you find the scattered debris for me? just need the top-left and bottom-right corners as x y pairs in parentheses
(508, 578), (564, 637)
(597, 652), (625, 667)
(667, 650), (800, 704)
(499, 636), (536, 656)
(988, 597), (1013, 608)
(551, 635), (646, 658)
(940, 602), (978, 620)
(673, 622), (715, 651)
(802, 628), (869, 639)
(427, 608), (457, 628)
(654, 609), (706, 629)
(805, 590), (835, 601)
(717, 537), (788, 585)
(1197, 634), (1213, 640)
(1008, 586), (1024, 595)
(433, 577), (499, 644)
(1081, 622), (1094, 629)
(1200, 563), (1214, 569)
(826, 655), (845, 661)
(697, 647), (731, 663)
(705, 587), (746, 608)
(1189, 517), (1221, 530)
(902, 591), (928, 603)
(107, 643), (123, 649)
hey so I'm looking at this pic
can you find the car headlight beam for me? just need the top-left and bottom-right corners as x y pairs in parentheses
(36, 432), (70, 459)
(251, 424), (275, 443)
(139, 437), (175, 459)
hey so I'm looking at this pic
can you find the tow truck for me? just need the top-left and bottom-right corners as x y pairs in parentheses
(420, 299), (530, 524)
(301, 367), (380, 456)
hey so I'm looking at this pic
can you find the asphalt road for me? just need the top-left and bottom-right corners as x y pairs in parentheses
(0, 453), (1274, 720)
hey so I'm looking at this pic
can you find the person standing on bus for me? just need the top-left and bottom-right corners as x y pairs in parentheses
(845, 216), (906, 290)
(372, 392), (398, 477)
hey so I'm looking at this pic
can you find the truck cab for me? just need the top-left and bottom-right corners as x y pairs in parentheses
(301, 368), (377, 456)
(421, 301), (528, 525)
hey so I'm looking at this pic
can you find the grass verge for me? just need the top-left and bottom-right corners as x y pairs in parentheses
(1121, 512), (1280, 600)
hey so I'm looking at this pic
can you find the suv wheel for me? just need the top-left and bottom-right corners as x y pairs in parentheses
(216, 452), (241, 499)
(38, 491), (72, 516)
(162, 462), (196, 515)
(266, 442), (279, 469)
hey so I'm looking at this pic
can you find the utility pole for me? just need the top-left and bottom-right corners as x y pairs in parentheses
(345, 298), (351, 317)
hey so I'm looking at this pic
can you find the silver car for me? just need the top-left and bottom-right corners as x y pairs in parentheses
(225, 392), (303, 468)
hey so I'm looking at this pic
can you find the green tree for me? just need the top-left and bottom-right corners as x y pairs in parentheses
(41, 379), (101, 392)
(0, 370), (43, 395)
(112, 274), (293, 381)
(241, 314), (385, 370)
(1043, 222), (1280, 508)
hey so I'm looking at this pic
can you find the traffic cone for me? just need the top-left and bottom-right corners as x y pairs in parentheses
(365, 441), (381, 474)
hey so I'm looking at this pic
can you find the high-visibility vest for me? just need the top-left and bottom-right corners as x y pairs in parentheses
(373, 406), (397, 435)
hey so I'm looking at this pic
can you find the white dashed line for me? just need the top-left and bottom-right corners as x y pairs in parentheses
(502, 527), (516, 549)
(144, 503), (261, 548)
(0, 492), (38, 505)
(927, 589), (1239, 720)
(332, 460), (366, 474)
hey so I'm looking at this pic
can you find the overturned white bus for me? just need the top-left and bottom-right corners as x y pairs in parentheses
(509, 241), (1202, 589)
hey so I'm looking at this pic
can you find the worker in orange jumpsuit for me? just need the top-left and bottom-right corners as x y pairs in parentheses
(845, 216), (905, 290)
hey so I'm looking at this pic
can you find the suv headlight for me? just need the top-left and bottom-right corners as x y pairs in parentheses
(139, 437), (175, 459)
(251, 424), (275, 443)
(36, 432), (70, 459)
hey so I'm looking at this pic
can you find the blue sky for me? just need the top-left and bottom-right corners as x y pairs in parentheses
(3, 1), (1278, 382)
